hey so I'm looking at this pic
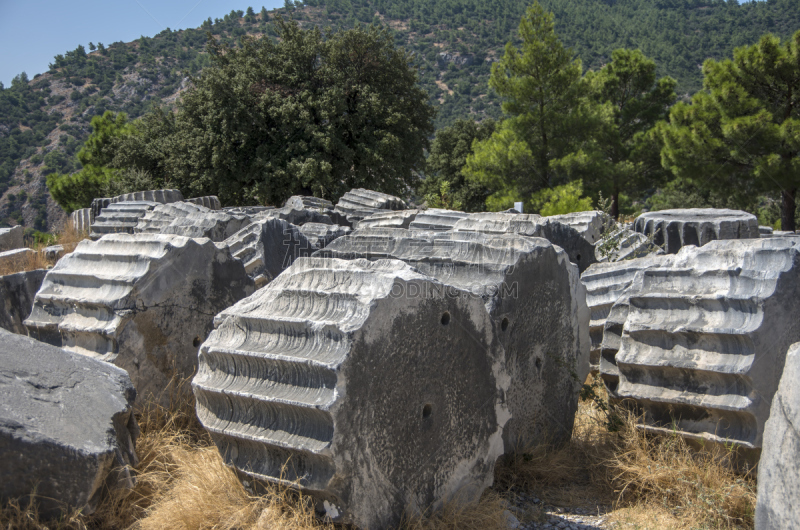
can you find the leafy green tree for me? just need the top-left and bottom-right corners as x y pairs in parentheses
(530, 180), (593, 216)
(659, 30), (800, 230)
(47, 111), (134, 212)
(556, 49), (677, 219)
(463, 2), (591, 210)
(114, 19), (434, 206)
(420, 118), (495, 212)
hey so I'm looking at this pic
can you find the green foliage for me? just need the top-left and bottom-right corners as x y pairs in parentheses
(112, 19), (434, 206)
(420, 118), (495, 212)
(424, 181), (464, 210)
(530, 180), (593, 216)
(464, 2), (592, 211)
(659, 30), (800, 230)
(556, 49), (677, 219)
(46, 111), (134, 212)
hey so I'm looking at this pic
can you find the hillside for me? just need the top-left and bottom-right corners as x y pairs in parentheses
(2, 0), (799, 232)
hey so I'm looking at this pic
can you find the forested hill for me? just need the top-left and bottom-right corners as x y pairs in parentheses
(2, 0), (799, 231)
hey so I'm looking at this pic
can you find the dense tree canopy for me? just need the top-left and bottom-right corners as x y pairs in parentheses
(659, 30), (800, 230)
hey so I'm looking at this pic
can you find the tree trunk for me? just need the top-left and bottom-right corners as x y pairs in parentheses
(611, 188), (620, 221)
(781, 188), (796, 232)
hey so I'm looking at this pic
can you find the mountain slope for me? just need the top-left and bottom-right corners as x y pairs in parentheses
(1, 0), (799, 231)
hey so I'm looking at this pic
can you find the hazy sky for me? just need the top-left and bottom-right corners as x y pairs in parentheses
(0, 0), (286, 87)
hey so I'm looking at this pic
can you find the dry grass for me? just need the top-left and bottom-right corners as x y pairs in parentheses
(0, 220), (88, 276)
(1, 376), (757, 530)
(494, 378), (757, 529)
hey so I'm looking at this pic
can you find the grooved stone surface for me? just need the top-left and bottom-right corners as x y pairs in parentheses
(186, 196), (222, 210)
(135, 202), (250, 241)
(24, 234), (254, 402)
(0, 269), (47, 334)
(634, 208), (759, 254)
(581, 255), (671, 375)
(0, 329), (138, 518)
(223, 218), (316, 288)
(755, 342), (800, 530)
(356, 209), (420, 229)
(90, 201), (158, 239)
(194, 257), (508, 528)
(111, 189), (183, 205)
(317, 230), (590, 450)
(71, 209), (92, 234)
(333, 188), (407, 226)
(452, 212), (597, 272)
(408, 209), (469, 231)
(615, 238), (800, 449)
(298, 223), (350, 249)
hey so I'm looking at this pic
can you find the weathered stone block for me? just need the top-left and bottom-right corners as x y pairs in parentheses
(581, 255), (671, 375)
(546, 211), (604, 245)
(194, 257), (508, 528)
(186, 196), (222, 210)
(317, 230), (590, 450)
(298, 222), (350, 249)
(595, 227), (663, 263)
(0, 248), (36, 271)
(111, 189), (184, 205)
(615, 238), (800, 449)
(452, 212), (597, 272)
(755, 342), (800, 529)
(70, 208), (92, 233)
(0, 269), (47, 334)
(333, 188), (407, 226)
(223, 218), (315, 288)
(0, 329), (138, 518)
(408, 208), (469, 231)
(24, 234), (254, 402)
(0, 225), (24, 252)
(91, 201), (158, 239)
(356, 209), (419, 229)
(634, 208), (759, 254)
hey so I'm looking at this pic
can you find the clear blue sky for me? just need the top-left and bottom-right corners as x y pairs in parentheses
(0, 0), (286, 87)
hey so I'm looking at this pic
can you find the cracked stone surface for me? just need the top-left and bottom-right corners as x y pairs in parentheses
(24, 234), (254, 403)
(0, 328), (138, 518)
(756, 341), (800, 529)
(194, 257), (508, 529)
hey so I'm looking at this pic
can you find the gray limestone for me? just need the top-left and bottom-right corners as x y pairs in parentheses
(356, 209), (420, 229)
(759, 226), (774, 237)
(317, 230), (590, 450)
(333, 188), (408, 226)
(111, 189), (184, 205)
(0, 269), (47, 334)
(0, 329), (138, 518)
(193, 257), (508, 528)
(43, 245), (64, 262)
(298, 222), (350, 249)
(284, 195), (335, 211)
(90, 198), (112, 220)
(90, 201), (158, 239)
(581, 255), (672, 376)
(186, 196), (222, 210)
(0, 225), (24, 252)
(408, 209), (469, 231)
(615, 238), (800, 450)
(634, 208), (759, 254)
(755, 342), (800, 529)
(452, 212), (598, 272)
(24, 234), (254, 402)
(257, 205), (335, 227)
(223, 218), (316, 288)
(224, 206), (273, 216)
(70, 208), (92, 233)
(545, 211), (605, 245)
(135, 202), (250, 242)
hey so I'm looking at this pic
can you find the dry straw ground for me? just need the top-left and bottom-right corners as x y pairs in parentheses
(0, 221), (87, 276)
(0, 376), (757, 530)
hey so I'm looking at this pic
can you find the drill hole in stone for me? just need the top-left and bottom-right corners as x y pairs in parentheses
(576, 253), (582, 262)
(422, 404), (433, 419)
(535, 358), (542, 369)
(193, 336), (202, 348)
(441, 312), (450, 326)
(501, 317), (509, 331)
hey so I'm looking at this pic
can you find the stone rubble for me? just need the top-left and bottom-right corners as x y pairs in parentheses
(0, 329), (138, 518)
